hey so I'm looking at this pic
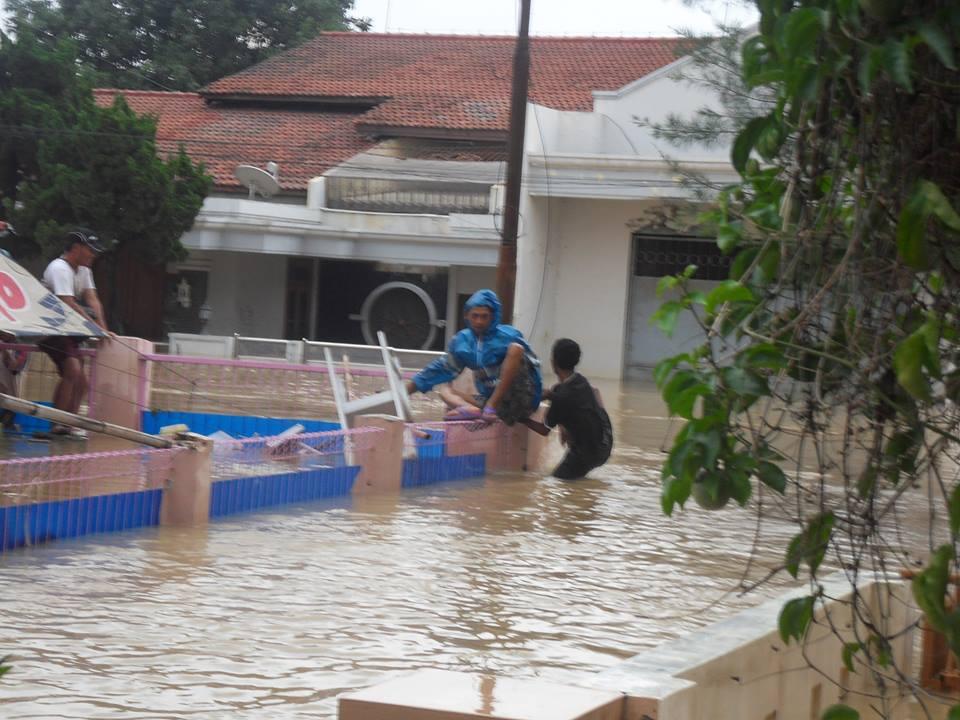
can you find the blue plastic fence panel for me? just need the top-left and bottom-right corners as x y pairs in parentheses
(12, 401), (53, 434)
(209, 465), (362, 518)
(402, 454), (486, 489)
(0, 488), (163, 552)
(142, 410), (340, 437)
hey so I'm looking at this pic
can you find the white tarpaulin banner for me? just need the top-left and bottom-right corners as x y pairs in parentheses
(0, 254), (105, 338)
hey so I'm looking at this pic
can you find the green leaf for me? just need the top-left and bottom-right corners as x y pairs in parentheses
(742, 36), (783, 87)
(728, 469), (752, 506)
(663, 371), (711, 419)
(654, 353), (687, 389)
(898, 180), (960, 270)
(947, 705), (960, 720)
(893, 331), (932, 400)
(737, 343), (787, 371)
(732, 115), (774, 174)
(757, 461), (787, 493)
(780, 7), (829, 59)
(836, 0), (859, 23)
(950, 485), (960, 537)
(705, 280), (755, 315)
(916, 23), (957, 70)
(882, 39), (912, 92)
(656, 275), (679, 297)
(692, 429), (723, 469)
(821, 705), (859, 720)
(785, 512), (836, 578)
(873, 635), (892, 668)
(786, 535), (803, 577)
(717, 223), (741, 253)
(911, 545), (953, 635)
(779, 595), (815, 644)
(842, 642), (862, 673)
(730, 248), (758, 281)
(896, 193), (929, 269)
(756, 245), (780, 284)
(924, 181), (960, 231)
(651, 301), (684, 337)
(857, 45), (884, 95)
(661, 474), (693, 516)
(722, 366), (770, 397)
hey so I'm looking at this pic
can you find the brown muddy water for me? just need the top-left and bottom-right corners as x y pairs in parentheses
(0, 382), (936, 719)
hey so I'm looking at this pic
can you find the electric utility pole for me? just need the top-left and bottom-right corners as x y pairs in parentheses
(495, 0), (531, 326)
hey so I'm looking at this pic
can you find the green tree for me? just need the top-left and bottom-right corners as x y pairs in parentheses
(0, 32), (211, 328)
(5, 0), (370, 91)
(654, 1), (960, 717)
(0, 32), (90, 256)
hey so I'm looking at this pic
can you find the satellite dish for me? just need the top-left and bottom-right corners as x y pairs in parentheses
(235, 164), (280, 199)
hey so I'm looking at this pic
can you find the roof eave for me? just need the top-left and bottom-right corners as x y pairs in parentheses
(201, 93), (390, 107)
(355, 124), (508, 143)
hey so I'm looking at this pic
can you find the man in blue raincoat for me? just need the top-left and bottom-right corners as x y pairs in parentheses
(405, 289), (542, 426)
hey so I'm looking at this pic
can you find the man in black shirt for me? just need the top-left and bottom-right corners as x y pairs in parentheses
(528, 338), (613, 479)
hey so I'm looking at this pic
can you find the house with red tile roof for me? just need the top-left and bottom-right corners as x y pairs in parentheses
(97, 31), (737, 378)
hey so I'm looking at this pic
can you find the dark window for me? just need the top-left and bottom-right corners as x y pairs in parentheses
(633, 234), (731, 281)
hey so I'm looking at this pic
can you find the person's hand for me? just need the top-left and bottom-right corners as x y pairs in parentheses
(481, 405), (498, 423)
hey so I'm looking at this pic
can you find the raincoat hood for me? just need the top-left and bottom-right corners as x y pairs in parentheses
(463, 289), (501, 333)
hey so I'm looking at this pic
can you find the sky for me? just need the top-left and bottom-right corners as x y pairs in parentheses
(350, 0), (757, 36)
(0, 0), (757, 37)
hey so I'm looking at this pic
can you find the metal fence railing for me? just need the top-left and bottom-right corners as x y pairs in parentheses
(326, 177), (491, 215)
(302, 339), (442, 371)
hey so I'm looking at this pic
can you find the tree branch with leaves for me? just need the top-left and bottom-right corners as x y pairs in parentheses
(654, 1), (960, 717)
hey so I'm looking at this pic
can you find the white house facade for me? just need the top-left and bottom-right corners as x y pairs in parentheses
(514, 56), (739, 378)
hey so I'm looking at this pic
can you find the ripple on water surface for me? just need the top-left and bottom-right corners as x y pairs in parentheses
(3, 384), (813, 719)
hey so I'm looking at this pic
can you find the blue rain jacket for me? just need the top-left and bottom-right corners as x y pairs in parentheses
(412, 289), (542, 408)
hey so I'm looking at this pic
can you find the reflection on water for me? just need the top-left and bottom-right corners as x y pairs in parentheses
(0, 382), (858, 718)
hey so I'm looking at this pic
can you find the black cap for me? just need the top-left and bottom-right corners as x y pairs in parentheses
(66, 228), (106, 254)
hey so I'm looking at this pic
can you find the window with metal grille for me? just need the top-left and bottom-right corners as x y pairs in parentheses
(632, 234), (731, 281)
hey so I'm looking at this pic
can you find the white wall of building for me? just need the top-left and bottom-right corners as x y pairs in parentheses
(189, 250), (287, 338)
(516, 48), (738, 380)
(517, 198), (641, 380)
(527, 56), (729, 164)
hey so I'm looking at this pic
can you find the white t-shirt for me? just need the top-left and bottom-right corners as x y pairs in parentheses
(42, 257), (96, 298)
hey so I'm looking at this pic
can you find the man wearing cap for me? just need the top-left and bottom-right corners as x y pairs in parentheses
(38, 228), (110, 436)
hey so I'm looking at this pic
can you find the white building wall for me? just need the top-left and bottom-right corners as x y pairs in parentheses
(192, 251), (287, 338)
(593, 57), (730, 163)
(518, 198), (638, 380)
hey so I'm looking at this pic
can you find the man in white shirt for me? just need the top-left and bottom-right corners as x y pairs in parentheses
(38, 228), (110, 436)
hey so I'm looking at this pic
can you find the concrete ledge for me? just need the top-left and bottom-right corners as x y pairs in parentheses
(339, 669), (624, 720)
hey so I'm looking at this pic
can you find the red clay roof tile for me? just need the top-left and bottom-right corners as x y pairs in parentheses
(203, 33), (686, 131)
(97, 33), (686, 191)
(94, 89), (374, 192)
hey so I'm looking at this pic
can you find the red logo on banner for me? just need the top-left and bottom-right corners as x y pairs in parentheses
(0, 272), (28, 322)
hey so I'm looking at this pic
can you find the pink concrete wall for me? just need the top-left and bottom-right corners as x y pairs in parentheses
(91, 336), (153, 431)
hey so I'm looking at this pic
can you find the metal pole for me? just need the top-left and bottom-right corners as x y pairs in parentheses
(495, 0), (532, 326)
(0, 393), (174, 448)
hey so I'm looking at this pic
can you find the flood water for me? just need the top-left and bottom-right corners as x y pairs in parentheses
(0, 382), (907, 718)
